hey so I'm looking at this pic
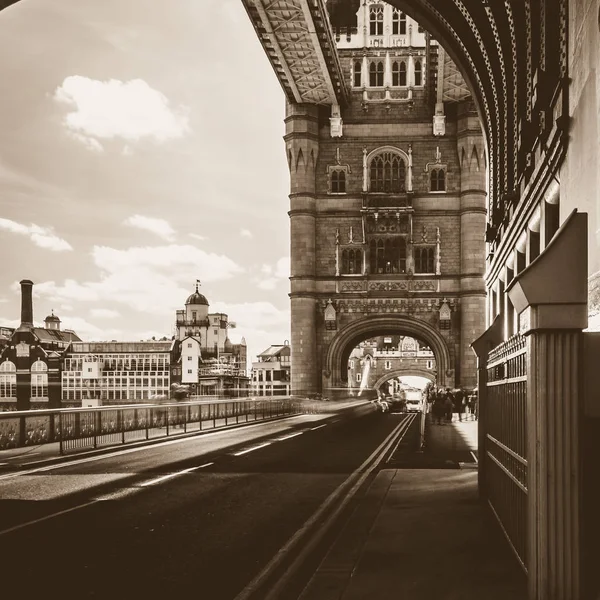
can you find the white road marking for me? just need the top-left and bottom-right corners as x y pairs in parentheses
(0, 500), (99, 537)
(232, 442), (271, 456)
(140, 461), (215, 487)
(277, 432), (303, 441)
(470, 451), (479, 464)
(310, 424), (327, 431)
(0, 418), (302, 482)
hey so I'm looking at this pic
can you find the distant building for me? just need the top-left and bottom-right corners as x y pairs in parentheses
(0, 280), (82, 411)
(62, 341), (174, 407)
(172, 283), (249, 397)
(251, 341), (291, 396)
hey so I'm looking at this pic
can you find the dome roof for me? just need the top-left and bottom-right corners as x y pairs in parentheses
(185, 282), (209, 306)
(185, 291), (209, 306)
(224, 338), (233, 352)
(44, 311), (60, 322)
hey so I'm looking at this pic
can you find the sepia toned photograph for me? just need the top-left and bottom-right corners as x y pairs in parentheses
(0, 1), (598, 598)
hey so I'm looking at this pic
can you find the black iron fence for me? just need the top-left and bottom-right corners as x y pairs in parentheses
(486, 334), (528, 571)
(0, 398), (305, 455)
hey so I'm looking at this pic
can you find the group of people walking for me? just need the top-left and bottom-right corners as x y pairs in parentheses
(429, 387), (477, 425)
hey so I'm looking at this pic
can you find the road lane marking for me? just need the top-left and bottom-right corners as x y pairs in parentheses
(0, 418), (305, 482)
(234, 416), (412, 600)
(310, 424), (327, 430)
(0, 500), (99, 537)
(232, 442), (271, 456)
(140, 461), (215, 487)
(276, 432), (304, 441)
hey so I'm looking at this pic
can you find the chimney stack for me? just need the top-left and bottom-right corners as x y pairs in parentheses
(19, 279), (34, 328)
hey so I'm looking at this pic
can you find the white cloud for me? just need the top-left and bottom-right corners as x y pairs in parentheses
(58, 316), (121, 341)
(240, 228), (253, 239)
(90, 308), (120, 319)
(0, 217), (72, 252)
(124, 214), (176, 241)
(54, 76), (190, 150)
(189, 233), (207, 242)
(34, 244), (244, 314)
(257, 256), (290, 290)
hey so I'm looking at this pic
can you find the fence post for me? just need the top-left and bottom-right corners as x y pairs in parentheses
(166, 406), (170, 437)
(146, 407), (150, 440)
(58, 411), (63, 455)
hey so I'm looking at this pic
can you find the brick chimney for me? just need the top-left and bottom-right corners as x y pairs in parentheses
(19, 279), (34, 328)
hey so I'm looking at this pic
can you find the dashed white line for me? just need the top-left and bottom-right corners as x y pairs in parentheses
(310, 424), (327, 431)
(232, 442), (271, 456)
(277, 432), (304, 441)
(140, 462), (215, 487)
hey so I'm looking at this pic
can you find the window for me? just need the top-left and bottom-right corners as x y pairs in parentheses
(214, 329), (218, 335)
(356, 373), (362, 382)
(341, 248), (363, 274)
(187, 343), (192, 348)
(385, 360), (391, 370)
(369, 5), (383, 35)
(192, 311), (197, 321)
(187, 369), (192, 374)
(392, 10), (406, 35)
(0, 360), (16, 398)
(349, 360), (354, 369)
(392, 61), (407, 86)
(414, 246), (435, 273)
(31, 361), (48, 398)
(427, 360), (433, 369)
(369, 152), (406, 192)
(414, 59), (422, 86)
(187, 356), (193, 361)
(331, 169), (346, 193)
(418, 24), (424, 33)
(430, 168), (446, 191)
(353, 60), (362, 87)
(369, 61), (384, 87)
(369, 238), (407, 274)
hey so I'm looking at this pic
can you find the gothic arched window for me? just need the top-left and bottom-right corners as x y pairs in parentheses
(392, 61), (407, 87)
(31, 360), (48, 399)
(369, 61), (384, 87)
(414, 59), (423, 86)
(331, 169), (346, 193)
(430, 168), (446, 191)
(392, 10), (407, 35)
(342, 248), (363, 274)
(369, 151), (406, 192)
(369, 237), (407, 274)
(414, 246), (435, 273)
(369, 5), (384, 35)
(353, 60), (362, 87)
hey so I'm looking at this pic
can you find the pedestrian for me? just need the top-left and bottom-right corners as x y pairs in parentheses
(433, 394), (445, 425)
(444, 388), (454, 423)
(454, 388), (465, 422)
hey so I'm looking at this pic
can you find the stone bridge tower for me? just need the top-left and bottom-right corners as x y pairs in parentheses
(284, 3), (485, 396)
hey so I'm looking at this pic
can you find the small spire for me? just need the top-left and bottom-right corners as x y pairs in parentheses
(195, 279), (201, 293)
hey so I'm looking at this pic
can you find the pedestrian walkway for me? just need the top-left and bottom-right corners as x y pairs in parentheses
(299, 416), (527, 600)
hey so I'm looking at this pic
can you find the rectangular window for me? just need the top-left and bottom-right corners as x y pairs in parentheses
(385, 361), (391, 370)
(187, 369), (192, 374)
(187, 356), (193, 361)
(356, 373), (362, 382)
(187, 343), (192, 348)
(214, 329), (218, 335)
(353, 60), (362, 87)
(414, 246), (435, 273)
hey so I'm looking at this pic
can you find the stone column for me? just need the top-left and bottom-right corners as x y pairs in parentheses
(507, 211), (587, 600)
(457, 101), (486, 389)
(285, 102), (319, 396)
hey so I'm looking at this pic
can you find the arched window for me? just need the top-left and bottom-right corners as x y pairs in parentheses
(369, 61), (384, 87)
(369, 238), (407, 274)
(331, 169), (346, 193)
(353, 60), (362, 87)
(369, 5), (384, 35)
(392, 61), (407, 86)
(369, 151), (406, 192)
(392, 10), (407, 35)
(342, 248), (363, 274)
(31, 360), (48, 399)
(414, 247), (435, 273)
(414, 59), (423, 86)
(430, 168), (446, 191)
(0, 360), (16, 398)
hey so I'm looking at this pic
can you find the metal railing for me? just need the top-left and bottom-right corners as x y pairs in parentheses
(0, 398), (305, 455)
(486, 334), (528, 571)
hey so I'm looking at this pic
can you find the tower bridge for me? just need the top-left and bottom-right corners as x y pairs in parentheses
(241, 1), (600, 598)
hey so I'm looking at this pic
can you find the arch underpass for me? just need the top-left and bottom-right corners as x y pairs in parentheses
(372, 368), (435, 392)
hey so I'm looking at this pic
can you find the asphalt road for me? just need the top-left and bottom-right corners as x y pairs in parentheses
(0, 404), (405, 599)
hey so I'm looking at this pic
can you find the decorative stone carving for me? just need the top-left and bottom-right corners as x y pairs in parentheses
(324, 299), (337, 330)
(433, 103), (446, 136)
(330, 104), (343, 137)
(340, 281), (367, 292)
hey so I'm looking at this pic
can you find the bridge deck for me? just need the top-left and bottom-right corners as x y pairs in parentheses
(300, 418), (527, 599)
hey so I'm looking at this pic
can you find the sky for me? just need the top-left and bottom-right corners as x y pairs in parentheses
(0, 0), (293, 363)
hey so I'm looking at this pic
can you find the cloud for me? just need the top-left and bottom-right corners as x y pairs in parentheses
(124, 214), (176, 241)
(189, 233), (207, 242)
(54, 76), (190, 150)
(90, 308), (120, 319)
(240, 228), (253, 239)
(0, 217), (72, 252)
(257, 256), (290, 290)
(34, 244), (244, 314)
(58, 316), (121, 341)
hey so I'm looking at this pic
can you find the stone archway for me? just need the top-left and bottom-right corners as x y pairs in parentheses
(324, 316), (452, 392)
(373, 368), (436, 391)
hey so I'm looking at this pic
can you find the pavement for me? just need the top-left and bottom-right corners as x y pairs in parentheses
(299, 416), (528, 600)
